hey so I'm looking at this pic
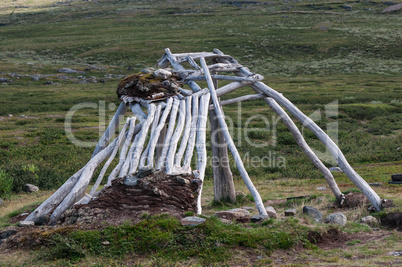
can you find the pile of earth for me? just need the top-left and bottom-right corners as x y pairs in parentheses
(59, 171), (201, 227)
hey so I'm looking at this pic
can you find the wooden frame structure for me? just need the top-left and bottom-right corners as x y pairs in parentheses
(25, 48), (383, 225)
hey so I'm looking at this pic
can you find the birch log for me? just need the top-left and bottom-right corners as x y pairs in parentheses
(195, 92), (211, 214)
(49, 138), (119, 224)
(92, 102), (126, 157)
(156, 98), (180, 170)
(107, 117), (137, 185)
(262, 97), (342, 201)
(200, 57), (267, 216)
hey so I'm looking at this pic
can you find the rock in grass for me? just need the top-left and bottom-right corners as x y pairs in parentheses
(0, 226), (18, 240)
(360, 216), (378, 227)
(251, 215), (269, 223)
(285, 209), (296, 217)
(303, 206), (323, 223)
(265, 206), (278, 219)
(19, 220), (35, 227)
(24, 184), (39, 192)
(180, 216), (206, 226)
(124, 175), (138, 186)
(325, 213), (347, 226)
(391, 173), (402, 182)
(215, 208), (250, 221)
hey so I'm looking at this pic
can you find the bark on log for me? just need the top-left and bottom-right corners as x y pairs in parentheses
(200, 57), (267, 216)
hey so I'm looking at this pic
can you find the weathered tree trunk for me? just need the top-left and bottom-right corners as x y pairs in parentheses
(200, 57), (267, 216)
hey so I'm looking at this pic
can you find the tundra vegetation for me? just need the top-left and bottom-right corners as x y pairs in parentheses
(0, 0), (400, 265)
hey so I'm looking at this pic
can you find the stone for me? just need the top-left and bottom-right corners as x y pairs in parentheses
(265, 206), (278, 219)
(382, 3), (402, 13)
(325, 212), (347, 226)
(0, 226), (18, 240)
(329, 167), (342, 172)
(24, 184), (39, 192)
(20, 213), (29, 217)
(391, 173), (402, 182)
(124, 175), (138, 186)
(101, 241), (110, 246)
(19, 220), (35, 227)
(387, 251), (402, 256)
(317, 187), (326, 191)
(303, 206), (324, 223)
(219, 218), (233, 224)
(34, 215), (50, 226)
(241, 206), (254, 211)
(284, 209), (296, 216)
(360, 216), (378, 227)
(176, 177), (190, 185)
(180, 216), (206, 226)
(58, 68), (80, 74)
(251, 214), (269, 223)
(0, 78), (10, 83)
(215, 208), (250, 221)
(369, 182), (382, 187)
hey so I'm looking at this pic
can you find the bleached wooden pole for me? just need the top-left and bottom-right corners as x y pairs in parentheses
(139, 104), (163, 170)
(156, 98), (180, 170)
(183, 93), (200, 168)
(89, 118), (130, 195)
(128, 104), (157, 175)
(209, 94), (264, 109)
(166, 99), (186, 174)
(250, 82), (382, 211)
(195, 92), (211, 214)
(262, 97), (342, 201)
(49, 137), (119, 224)
(92, 102), (126, 157)
(200, 57), (267, 216)
(107, 117), (137, 185)
(174, 96), (192, 166)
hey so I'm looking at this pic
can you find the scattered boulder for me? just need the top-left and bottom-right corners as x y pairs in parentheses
(317, 187), (326, 191)
(381, 212), (402, 231)
(19, 220), (35, 227)
(265, 206), (278, 219)
(329, 167), (342, 172)
(0, 77), (10, 83)
(303, 206), (323, 223)
(101, 241), (110, 246)
(215, 208), (250, 221)
(325, 212), (347, 226)
(391, 173), (402, 182)
(382, 3), (402, 13)
(360, 216), (378, 227)
(368, 182), (382, 187)
(180, 216), (206, 226)
(251, 214), (269, 223)
(285, 209), (296, 217)
(24, 184), (39, 192)
(58, 68), (84, 74)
